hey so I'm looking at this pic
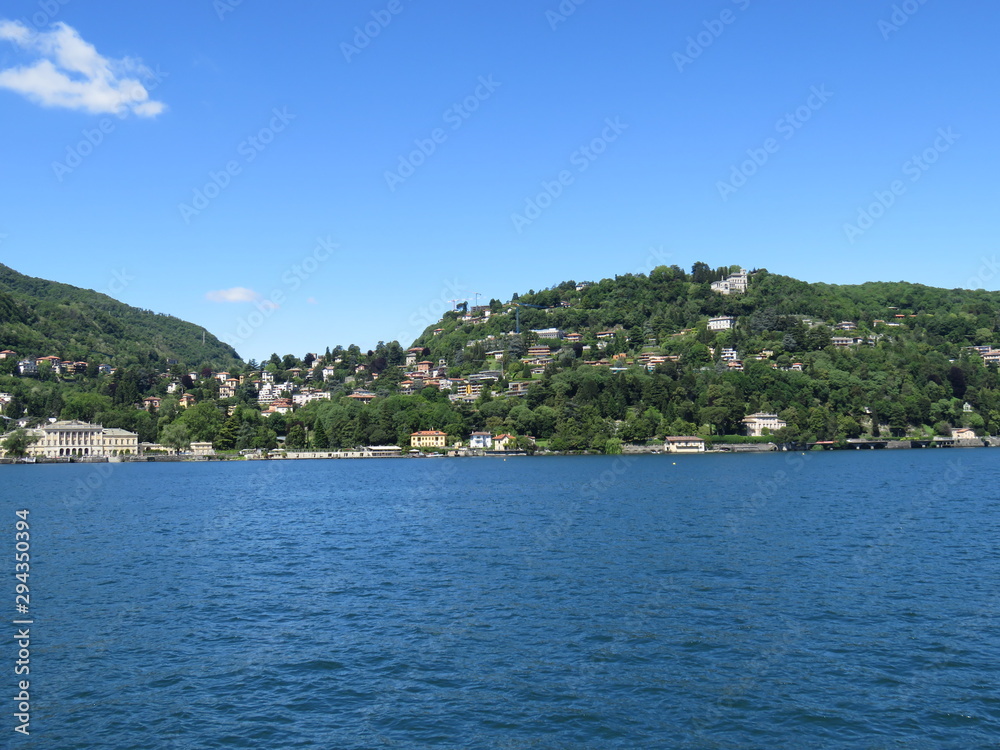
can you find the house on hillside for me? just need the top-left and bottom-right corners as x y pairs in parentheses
(532, 328), (563, 340)
(742, 412), (786, 437)
(710, 268), (748, 295)
(507, 381), (532, 396)
(708, 316), (735, 331)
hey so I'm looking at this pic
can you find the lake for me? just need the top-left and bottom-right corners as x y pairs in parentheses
(7, 449), (1000, 748)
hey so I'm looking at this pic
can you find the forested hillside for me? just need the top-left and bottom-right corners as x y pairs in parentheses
(4, 261), (1000, 453)
(0, 263), (241, 368)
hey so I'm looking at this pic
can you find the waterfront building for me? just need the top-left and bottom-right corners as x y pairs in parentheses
(469, 432), (492, 449)
(2, 420), (138, 458)
(411, 430), (447, 448)
(665, 436), (706, 453)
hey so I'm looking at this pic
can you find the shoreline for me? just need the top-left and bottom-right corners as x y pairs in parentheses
(2, 437), (997, 465)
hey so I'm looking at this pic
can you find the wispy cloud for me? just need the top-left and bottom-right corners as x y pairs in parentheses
(0, 20), (165, 117)
(206, 287), (261, 303)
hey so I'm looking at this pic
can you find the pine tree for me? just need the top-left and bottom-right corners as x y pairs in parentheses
(311, 420), (328, 449)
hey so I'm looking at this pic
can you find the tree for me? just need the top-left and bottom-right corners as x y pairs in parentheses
(1, 429), (39, 458)
(175, 402), (224, 442)
(311, 420), (329, 449)
(213, 415), (240, 451)
(61, 393), (113, 423)
(286, 423), (307, 449)
(947, 366), (967, 398)
(161, 422), (191, 452)
(691, 261), (712, 284)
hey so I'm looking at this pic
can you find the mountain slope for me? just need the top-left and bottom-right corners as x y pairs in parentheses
(413, 266), (1000, 357)
(0, 263), (241, 368)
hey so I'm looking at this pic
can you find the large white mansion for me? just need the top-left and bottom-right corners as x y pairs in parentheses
(6, 420), (139, 458)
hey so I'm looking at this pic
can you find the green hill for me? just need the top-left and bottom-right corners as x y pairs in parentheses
(0, 263), (241, 369)
(369, 263), (1000, 447)
(414, 265), (1000, 357)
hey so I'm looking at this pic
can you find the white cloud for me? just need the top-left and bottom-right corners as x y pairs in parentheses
(206, 287), (261, 303)
(0, 20), (165, 117)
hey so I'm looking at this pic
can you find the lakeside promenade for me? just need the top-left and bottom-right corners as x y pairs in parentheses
(3, 436), (999, 464)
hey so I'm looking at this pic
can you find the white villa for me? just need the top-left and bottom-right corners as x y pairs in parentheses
(710, 268), (749, 295)
(531, 328), (564, 340)
(3, 420), (139, 458)
(708, 316), (735, 331)
(469, 432), (492, 449)
(742, 412), (787, 437)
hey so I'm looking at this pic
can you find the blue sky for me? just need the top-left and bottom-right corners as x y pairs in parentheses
(1, 0), (997, 361)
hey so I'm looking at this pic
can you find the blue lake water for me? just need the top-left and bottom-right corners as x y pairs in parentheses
(7, 449), (1000, 748)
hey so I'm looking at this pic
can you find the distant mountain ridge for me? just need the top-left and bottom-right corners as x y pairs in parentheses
(0, 263), (241, 368)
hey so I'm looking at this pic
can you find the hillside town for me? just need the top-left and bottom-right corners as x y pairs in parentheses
(2, 264), (1000, 461)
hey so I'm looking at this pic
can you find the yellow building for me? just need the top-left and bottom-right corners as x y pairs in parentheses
(410, 430), (447, 448)
(4, 420), (139, 458)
